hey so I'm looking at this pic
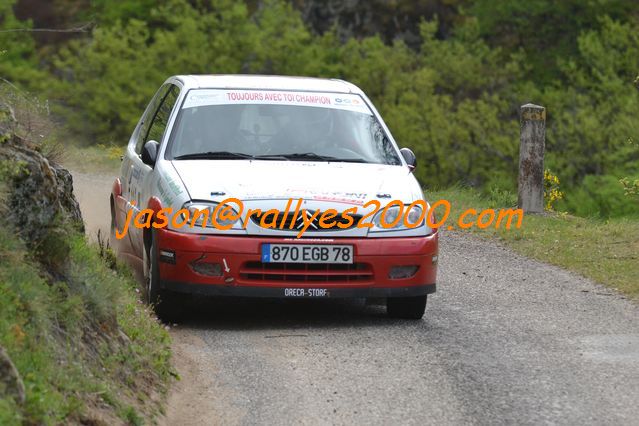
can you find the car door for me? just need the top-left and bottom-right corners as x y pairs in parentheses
(127, 83), (181, 257)
(118, 84), (169, 254)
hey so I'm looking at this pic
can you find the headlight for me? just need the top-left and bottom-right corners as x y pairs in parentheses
(371, 203), (428, 232)
(181, 202), (243, 229)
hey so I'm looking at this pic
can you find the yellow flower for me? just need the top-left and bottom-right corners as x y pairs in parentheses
(543, 169), (564, 211)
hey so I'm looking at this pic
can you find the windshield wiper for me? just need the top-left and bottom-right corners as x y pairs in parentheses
(173, 151), (254, 160)
(173, 151), (369, 163)
(252, 154), (290, 161)
(279, 152), (370, 163)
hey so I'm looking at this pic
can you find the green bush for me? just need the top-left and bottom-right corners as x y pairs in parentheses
(543, 18), (639, 188)
(560, 174), (639, 218)
(2, 0), (639, 218)
(0, 1), (48, 90)
(472, 0), (636, 83)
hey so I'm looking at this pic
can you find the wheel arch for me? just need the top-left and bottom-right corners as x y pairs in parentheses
(143, 196), (163, 259)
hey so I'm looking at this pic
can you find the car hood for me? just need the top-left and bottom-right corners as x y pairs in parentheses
(171, 160), (420, 205)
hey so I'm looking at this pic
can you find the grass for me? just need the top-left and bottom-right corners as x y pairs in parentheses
(63, 144), (123, 174)
(426, 187), (639, 299)
(1, 87), (171, 423)
(0, 225), (172, 424)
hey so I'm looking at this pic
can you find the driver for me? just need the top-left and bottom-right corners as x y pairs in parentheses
(269, 106), (334, 154)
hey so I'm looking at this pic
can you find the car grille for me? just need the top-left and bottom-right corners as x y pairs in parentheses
(239, 261), (373, 283)
(250, 210), (361, 232)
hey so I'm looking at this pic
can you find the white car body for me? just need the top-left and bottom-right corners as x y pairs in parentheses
(112, 75), (438, 320)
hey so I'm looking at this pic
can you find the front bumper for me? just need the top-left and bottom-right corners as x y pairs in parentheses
(156, 229), (438, 298)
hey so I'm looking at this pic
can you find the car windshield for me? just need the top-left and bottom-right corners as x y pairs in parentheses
(166, 89), (402, 165)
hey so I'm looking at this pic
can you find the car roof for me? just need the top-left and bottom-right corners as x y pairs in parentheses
(174, 74), (362, 95)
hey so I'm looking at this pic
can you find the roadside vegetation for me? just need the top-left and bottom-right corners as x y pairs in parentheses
(0, 229), (172, 424)
(428, 187), (639, 299)
(0, 90), (172, 424)
(64, 144), (123, 174)
(2, 0), (638, 219)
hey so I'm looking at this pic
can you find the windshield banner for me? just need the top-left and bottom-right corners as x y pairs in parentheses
(183, 89), (372, 115)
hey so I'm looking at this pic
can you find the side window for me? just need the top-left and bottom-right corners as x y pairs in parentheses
(134, 85), (170, 155)
(145, 85), (180, 146)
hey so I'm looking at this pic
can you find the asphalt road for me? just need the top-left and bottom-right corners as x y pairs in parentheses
(72, 171), (639, 425)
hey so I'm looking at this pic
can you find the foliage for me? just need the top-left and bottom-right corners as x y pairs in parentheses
(50, 0), (259, 143)
(0, 225), (172, 424)
(1, 73), (171, 424)
(0, 0), (47, 89)
(620, 177), (639, 197)
(471, 0), (637, 83)
(620, 138), (639, 197)
(559, 174), (639, 218)
(87, 0), (160, 25)
(375, 19), (522, 189)
(542, 18), (639, 188)
(428, 187), (639, 299)
(288, 0), (470, 47)
(63, 144), (123, 173)
(2, 0), (639, 218)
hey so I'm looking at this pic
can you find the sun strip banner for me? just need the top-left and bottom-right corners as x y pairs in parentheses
(183, 89), (373, 115)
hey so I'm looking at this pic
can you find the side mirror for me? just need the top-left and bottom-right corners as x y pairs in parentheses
(400, 147), (417, 171)
(141, 140), (160, 167)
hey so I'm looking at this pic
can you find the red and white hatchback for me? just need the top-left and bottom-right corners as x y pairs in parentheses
(111, 75), (438, 321)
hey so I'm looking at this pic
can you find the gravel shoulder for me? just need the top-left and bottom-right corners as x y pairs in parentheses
(71, 170), (639, 425)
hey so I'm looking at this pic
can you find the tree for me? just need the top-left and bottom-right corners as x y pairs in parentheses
(0, 0), (46, 89)
(50, 0), (259, 143)
(472, 0), (637, 83)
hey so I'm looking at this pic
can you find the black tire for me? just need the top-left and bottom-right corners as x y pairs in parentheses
(147, 229), (183, 323)
(386, 295), (427, 319)
(109, 197), (116, 241)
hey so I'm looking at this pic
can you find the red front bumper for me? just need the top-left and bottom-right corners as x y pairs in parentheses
(156, 229), (438, 298)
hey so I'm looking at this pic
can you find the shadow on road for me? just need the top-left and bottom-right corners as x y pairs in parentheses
(170, 296), (430, 331)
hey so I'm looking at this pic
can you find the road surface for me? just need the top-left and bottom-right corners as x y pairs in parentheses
(72, 170), (639, 425)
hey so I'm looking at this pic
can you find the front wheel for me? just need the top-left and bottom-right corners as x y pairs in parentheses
(386, 295), (427, 319)
(146, 229), (183, 323)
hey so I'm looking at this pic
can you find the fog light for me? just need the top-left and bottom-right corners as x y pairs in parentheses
(389, 265), (419, 279)
(190, 261), (222, 277)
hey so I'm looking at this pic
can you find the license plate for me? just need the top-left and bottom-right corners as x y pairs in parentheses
(261, 244), (353, 264)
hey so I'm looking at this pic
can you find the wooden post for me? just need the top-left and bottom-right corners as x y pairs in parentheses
(518, 103), (546, 213)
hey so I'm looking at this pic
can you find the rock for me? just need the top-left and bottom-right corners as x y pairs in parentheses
(0, 113), (84, 255)
(0, 344), (26, 405)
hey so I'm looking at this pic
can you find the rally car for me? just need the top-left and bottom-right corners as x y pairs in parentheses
(111, 75), (438, 321)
